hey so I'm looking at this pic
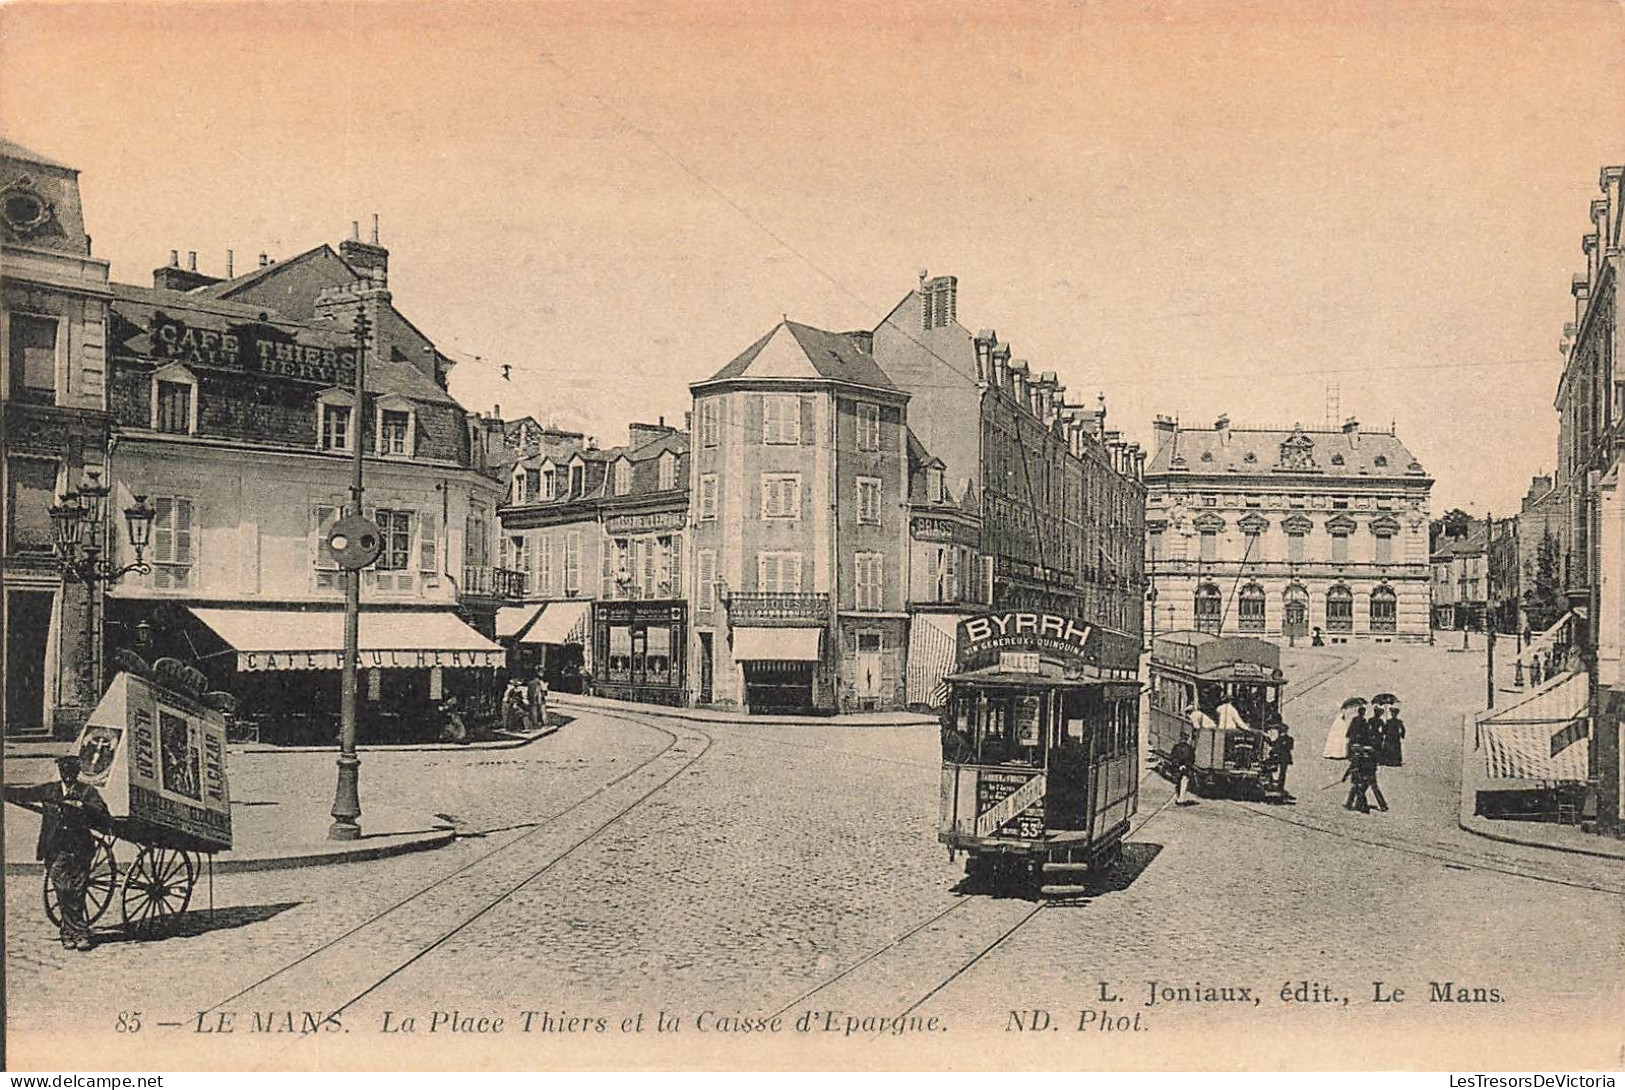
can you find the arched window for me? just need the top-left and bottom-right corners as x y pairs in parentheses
(1370, 585), (1397, 633)
(1283, 583), (1309, 638)
(1326, 584), (1354, 633)
(1238, 583), (1266, 632)
(1195, 582), (1222, 634)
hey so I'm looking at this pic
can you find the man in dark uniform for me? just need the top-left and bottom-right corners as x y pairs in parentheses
(5, 755), (110, 950)
(1269, 723), (1296, 796)
(1343, 702), (1372, 812)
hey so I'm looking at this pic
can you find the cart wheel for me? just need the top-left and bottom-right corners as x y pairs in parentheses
(121, 847), (195, 934)
(43, 837), (118, 928)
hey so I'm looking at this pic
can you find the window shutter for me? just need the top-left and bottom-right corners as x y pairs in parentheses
(801, 395), (816, 445)
(748, 395), (765, 443)
(698, 549), (715, 610)
(669, 534), (682, 590)
(153, 497), (174, 564)
(419, 513), (439, 585)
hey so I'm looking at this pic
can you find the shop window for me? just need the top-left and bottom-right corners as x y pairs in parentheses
(150, 496), (196, 590)
(857, 477), (881, 524)
(646, 625), (673, 684)
(7, 313), (57, 404)
(857, 403), (881, 452)
(608, 626), (633, 683)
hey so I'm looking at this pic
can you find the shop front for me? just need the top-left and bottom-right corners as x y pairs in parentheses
(114, 603), (504, 745)
(732, 626), (824, 714)
(592, 600), (687, 706)
(513, 600), (591, 692)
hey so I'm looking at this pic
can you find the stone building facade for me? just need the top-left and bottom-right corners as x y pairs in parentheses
(1, 138), (113, 739)
(1143, 416), (1433, 643)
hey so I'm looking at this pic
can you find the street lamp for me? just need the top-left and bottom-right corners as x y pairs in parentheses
(331, 306), (371, 842)
(50, 474), (156, 585)
(1146, 583), (1159, 649)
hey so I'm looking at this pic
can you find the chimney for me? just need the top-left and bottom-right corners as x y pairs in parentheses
(226, 249), (234, 278)
(1602, 166), (1624, 253)
(991, 343), (1010, 388)
(1153, 415), (1177, 454)
(493, 404), (502, 420)
(920, 274), (957, 330)
(973, 329), (996, 382)
(1342, 417), (1360, 447)
(259, 252), (269, 268)
(842, 329), (874, 354)
(1215, 413), (1230, 443)
(684, 410), (693, 435)
(629, 420), (677, 448)
(153, 250), (223, 292)
(340, 215), (389, 287)
(1583, 233), (1599, 289)
(1572, 274), (1590, 325)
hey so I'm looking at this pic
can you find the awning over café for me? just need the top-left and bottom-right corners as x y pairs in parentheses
(519, 600), (591, 646)
(495, 605), (544, 639)
(732, 626), (821, 662)
(189, 607), (504, 672)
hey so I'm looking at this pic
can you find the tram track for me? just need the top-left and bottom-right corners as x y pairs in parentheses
(772, 790), (1183, 1025)
(195, 707), (713, 1028)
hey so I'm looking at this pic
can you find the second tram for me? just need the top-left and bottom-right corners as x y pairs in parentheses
(1147, 630), (1285, 797)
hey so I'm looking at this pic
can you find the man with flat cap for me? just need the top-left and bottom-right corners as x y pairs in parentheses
(5, 755), (110, 950)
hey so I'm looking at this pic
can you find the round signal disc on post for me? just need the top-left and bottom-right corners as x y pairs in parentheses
(328, 515), (384, 570)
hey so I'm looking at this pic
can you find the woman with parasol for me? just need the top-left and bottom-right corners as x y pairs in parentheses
(1374, 693), (1405, 768)
(1323, 695), (1364, 761)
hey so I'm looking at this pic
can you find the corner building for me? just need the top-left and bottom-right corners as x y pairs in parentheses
(1143, 415), (1433, 643)
(687, 321), (911, 713)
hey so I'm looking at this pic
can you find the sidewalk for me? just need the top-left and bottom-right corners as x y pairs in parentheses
(551, 692), (937, 728)
(1457, 712), (1625, 862)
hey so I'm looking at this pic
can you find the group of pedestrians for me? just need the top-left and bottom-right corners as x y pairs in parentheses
(503, 671), (551, 735)
(1324, 696), (1405, 814)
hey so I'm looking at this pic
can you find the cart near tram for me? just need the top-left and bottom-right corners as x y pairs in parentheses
(937, 611), (1143, 896)
(14, 657), (232, 936)
(1147, 631), (1285, 798)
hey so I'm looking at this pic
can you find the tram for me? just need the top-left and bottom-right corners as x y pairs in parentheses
(937, 610), (1142, 895)
(1147, 631), (1285, 798)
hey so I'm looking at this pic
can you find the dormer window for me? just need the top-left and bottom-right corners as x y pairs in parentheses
(317, 388), (355, 452)
(614, 458), (632, 496)
(151, 363), (198, 435)
(511, 468), (527, 504)
(927, 466), (945, 504)
(658, 452), (676, 492)
(570, 461), (585, 495)
(542, 466), (557, 500)
(374, 395), (415, 458)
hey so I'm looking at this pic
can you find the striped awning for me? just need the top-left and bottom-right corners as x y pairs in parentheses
(519, 600), (591, 646)
(907, 613), (965, 708)
(1481, 720), (1590, 784)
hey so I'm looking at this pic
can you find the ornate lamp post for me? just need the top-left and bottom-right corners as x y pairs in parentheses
(330, 307), (371, 841)
(49, 474), (156, 585)
(1146, 583), (1159, 649)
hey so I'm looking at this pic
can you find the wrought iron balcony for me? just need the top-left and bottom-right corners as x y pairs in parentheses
(725, 592), (830, 625)
(462, 565), (528, 600)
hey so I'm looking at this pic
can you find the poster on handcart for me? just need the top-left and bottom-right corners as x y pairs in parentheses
(75, 671), (232, 851)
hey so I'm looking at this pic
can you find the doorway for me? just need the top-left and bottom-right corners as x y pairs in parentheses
(697, 631), (713, 704)
(855, 631), (883, 710)
(5, 589), (55, 738)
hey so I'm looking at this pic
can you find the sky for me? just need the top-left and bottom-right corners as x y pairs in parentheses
(3, 0), (1621, 515)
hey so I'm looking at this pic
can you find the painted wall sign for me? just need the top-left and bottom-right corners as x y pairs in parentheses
(604, 511), (686, 535)
(910, 515), (979, 546)
(148, 313), (357, 386)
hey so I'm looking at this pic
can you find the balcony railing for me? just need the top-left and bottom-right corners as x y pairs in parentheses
(462, 565), (527, 600)
(725, 592), (830, 625)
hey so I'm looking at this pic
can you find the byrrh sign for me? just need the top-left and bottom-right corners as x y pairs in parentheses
(959, 611), (1092, 662)
(149, 313), (357, 386)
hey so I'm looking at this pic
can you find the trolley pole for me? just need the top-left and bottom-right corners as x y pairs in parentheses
(330, 305), (369, 841)
(1486, 513), (1496, 710)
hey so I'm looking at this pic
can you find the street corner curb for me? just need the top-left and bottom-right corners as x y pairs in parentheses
(1454, 815), (1625, 862)
(550, 692), (937, 728)
(4, 825), (458, 878)
(235, 732), (552, 755)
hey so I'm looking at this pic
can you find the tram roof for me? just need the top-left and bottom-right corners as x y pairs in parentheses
(943, 663), (1139, 690)
(1151, 630), (1282, 679)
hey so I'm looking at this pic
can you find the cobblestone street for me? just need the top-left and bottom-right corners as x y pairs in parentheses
(6, 644), (1620, 1070)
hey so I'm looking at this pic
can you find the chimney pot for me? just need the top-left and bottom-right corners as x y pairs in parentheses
(259, 252), (269, 267)
(226, 249), (234, 278)
(493, 404), (501, 419)
(187, 251), (196, 271)
(371, 213), (380, 245)
(169, 249), (179, 267)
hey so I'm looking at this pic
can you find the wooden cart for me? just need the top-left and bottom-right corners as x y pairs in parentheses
(30, 659), (232, 935)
